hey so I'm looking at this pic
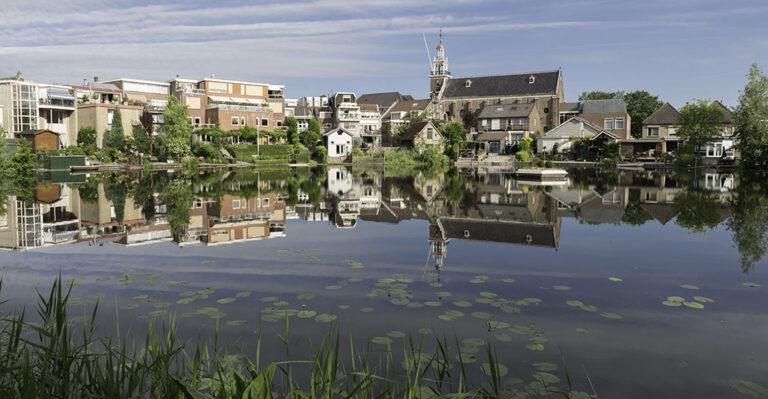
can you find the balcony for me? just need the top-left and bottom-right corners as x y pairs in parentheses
(208, 103), (271, 113)
(337, 112), (359, 121)
(39, 98), (76, 110)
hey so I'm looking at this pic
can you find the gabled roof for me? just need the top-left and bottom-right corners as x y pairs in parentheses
(387, 99), (431, 114)
(643, 103), (681, 125)
(477, 103), (535, 119)
(542, 117), (612, 139)
(438, 217), (559, 248)
(581, 99), (627, 114)
(359, 103), (379, 113)
(293, 105), (313, 118)
(357, 92), (412, 110)
(323, 127), (354, 137)
(400, 120), (440, 141)
(559, 102), (581, 113)
(712, 100), (734, 124)
(441, 70), (560, 99)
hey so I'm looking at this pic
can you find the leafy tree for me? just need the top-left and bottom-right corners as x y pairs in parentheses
(623, 91), (663, 138)
(735, 64), (768, 168)
(158, 96), (193, 160)
(515, 136), (533, 162)
(728, 171), (768, 272)
(440, 122), (465, 159)
(161, 177), (194, 240)
(77, 127), (98, 154)
(674, 190), (723, 233)
(459, 109), (477, 130)
(105, 109), (126, 151)
(285, 116), (299, 145)
(621, 189), (653, 225)
(677, 100), (725, 165)
(301, 117), (322, 148)
(132, 124), (152, 155)
(579, 91), (623, 101)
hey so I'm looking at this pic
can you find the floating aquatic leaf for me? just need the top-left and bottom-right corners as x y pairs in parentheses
(226, 320), (246, 326)
(273, 301), (290, 307)
(297, 310), (317, 319)
(462, 338), (487, 347)
(153, 302), (170, 309)
(453, 300), (473, 308)
(662, 300), (682, 307)
(683, 301), (704, 309)
(728, 378), (768, 397)
(424, 301), (443, 307)
(120, 303), (140, 310)
(390, 298), (410, 306)
(338, 304), (350, 310)
(470, 312), (493, 320)
(370, 336), (392, 345)
(435, 291), (452, 298)
(523, 297), (542, 305)
(575, 327), (590, 334)
(693, 296), (714, 303)
(143, 309), (167, 319)
(470, 275), (489, 284)
(492, 332), (513, 342)
(347, 277), (363, 283)
(217, 297), (237, 305)
(260, 314), (280, 323)
(406, 302), (424, 308)
(297, 292), (316, 301)
(742, 282), (762, 288)
(526, 343), (545, 351)
(387, 330), (406, 338)
(344, 260), (365, 269)
(502, 278), (515, 283)
(418, 328), (433, 335)
(475, 297), (495, 304)
(489, 320), (511, 329)
(529, 335), (548, 345)
(360, 307), (375, 313)
(608, 277), (623, 282)
(667, 296), (686, 303)
(532, 371), (560, 384)
(314, 313), (337, 323)
(456, 353), (478, 363)
(500, 305), (521, 314)
(679, 284), (700, 290)
(438, 314), (454, 321)
(479, 292), (498, 298)
(481, 363), (509, 377)
(132, 294), (151, 302)
(533, 362), (559, 372)
(509, 325), (535, 335)
(324, 285), (343, 291)
(235, 291), (251, 298)
(600, 312), (623, 320)
(566, 300), (584, 307)
(445, 310), (465, 318)
(552, 285), (571, 291)
(197, 307), (224, 319)
(260, 296), (278, 303)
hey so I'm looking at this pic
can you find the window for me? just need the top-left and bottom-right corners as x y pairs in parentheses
(647, 127), (659, 137)
(262, 198), (270, 207)
(426, 128), (434, 140)
(231, 116), (239, 126)
(194, 117), (201, 126)
(604, 118), (614, 130)
(261, 119), (269, 127)
(491, 119), (501, 130)
(232, 199), (242, 209)
(481, 119), (487, 127)
(336, 144), (343, 154)
(706, 143), (723, 157)
(529, 76), (536, 84)
(107, 110), (115, 125)
(465, 80), (472, 88)
(240, 117), (246, 126)
(325, 123), (332, 128)
(644, 192), (658, 203)
(615, 118), (625, 129)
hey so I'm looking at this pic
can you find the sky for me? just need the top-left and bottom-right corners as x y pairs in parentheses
(1, 0), (767, 106)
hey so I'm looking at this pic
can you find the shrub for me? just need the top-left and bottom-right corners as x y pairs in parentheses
(312, 146), (327, 163)
(515, 150), (531, 162)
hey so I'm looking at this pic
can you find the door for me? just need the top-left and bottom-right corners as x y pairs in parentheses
(489, 141), (501, 154)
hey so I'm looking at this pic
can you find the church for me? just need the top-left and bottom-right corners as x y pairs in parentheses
(428, 33), (565, 134)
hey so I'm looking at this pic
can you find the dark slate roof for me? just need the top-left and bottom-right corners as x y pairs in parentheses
(357, 92), (411, 110)
(640, 203), (679, 225)
(476, 132), (508, 141)
(559, 102), (581, 112)
(294, 105), (313, 118)
(438, 218), (558, 248)
(477, 103), (534, 119)
(388, 99), (431, 114)
(713, 101), (734, 124)
(643, 103), (681, 125)
(401, 121), (433, 141)
(441, 70), (560, 99)
(581, 99), (627, 114)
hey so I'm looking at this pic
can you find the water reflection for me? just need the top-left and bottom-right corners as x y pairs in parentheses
(1, 167), (767, 272)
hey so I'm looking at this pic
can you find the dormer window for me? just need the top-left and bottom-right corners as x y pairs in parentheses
(529, 76), (536, 84)
(465, 80), (472, 88)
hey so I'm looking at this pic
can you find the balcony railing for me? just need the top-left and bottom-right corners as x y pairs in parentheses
(39, 98), (76, 109)
(208, 103), (271, 113)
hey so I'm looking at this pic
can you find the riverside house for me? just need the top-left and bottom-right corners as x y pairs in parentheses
(324, 128), (353, 161)
(537, 117), (617, 154)
(399, 120), (445, 153)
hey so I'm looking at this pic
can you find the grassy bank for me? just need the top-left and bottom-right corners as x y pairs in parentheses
(0, 278), (597, 398)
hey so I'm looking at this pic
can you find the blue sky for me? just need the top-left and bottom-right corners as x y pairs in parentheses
(1, 0), (766, 105)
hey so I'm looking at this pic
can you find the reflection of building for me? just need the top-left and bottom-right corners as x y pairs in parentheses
(0, 184), (80, 250)
(203, 193), (286, 245)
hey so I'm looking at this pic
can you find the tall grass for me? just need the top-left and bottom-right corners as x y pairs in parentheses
(0, 278), (597, 398)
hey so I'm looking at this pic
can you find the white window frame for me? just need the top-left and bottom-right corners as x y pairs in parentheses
(615, 118), (625, 130)
(231, 116), (239, 126)
(647, 127), (659, 137)
(604, 118), (614, 130)
(232, 199), (242, 209)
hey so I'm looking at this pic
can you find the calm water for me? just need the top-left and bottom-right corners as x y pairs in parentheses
(1, 166), (767, 397)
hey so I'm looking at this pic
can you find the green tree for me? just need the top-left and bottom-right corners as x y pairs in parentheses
(440, 121), (465, 159)
(77, 127), (98, 154)
(158, 96), (193, 160)
(728, 172), (768, 272)
(105, 109), (126, 151)
(674, 190), (723, 233)
(132, 124), (152, 155)
(579, 91), (623, 101)
(735, 64), (768, 167)
(285, 116), (299, 145)
(161, 177), (194, 240)
(301, 117), (322, 148)
(623, 91), (663, 138)
(677, 100), (726, 165)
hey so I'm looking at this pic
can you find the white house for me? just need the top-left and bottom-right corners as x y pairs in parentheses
(537, 117), (616, 154)
(324, 128), (353, 160)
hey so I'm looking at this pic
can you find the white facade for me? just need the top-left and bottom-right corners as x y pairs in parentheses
(324, 128), (353, 159)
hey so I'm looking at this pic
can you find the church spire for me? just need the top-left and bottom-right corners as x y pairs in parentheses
(431, 30), (449, 77)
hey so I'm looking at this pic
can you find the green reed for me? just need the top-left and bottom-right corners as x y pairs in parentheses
(0, 277), (597, 398)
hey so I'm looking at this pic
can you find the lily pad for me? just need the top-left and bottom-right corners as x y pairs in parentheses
(683, 301), (704, 309)
(533, 371), (560, 384)
(552, 285), (571, 291)
(217, 297), (237, 305)
(492, 332), (513, 342)
(424, 301), (443, 307)
(667, 296), (686, 303)
(729, 378), (768, 397)
(338, 304), (350, 310)
(456, 353), (478, 363)
(693, 296), (714, 303)
(324, 285), (343, 291)
(390, 297), (410, 306)
(226, 320), (246, 326)
(526, 343), (545, 351)
(453, 300), (473, 308)
(566, 300), (584, 307)
(360, 307), (375, 313)
(297, 292), (316, 300)
(479, 292), (498, 298)
(742, 282), (762, 288)
(679, 284), (700, 290)
(489, 320), (511, 329)
(462, 337), (486, 347)
(481, 363), (509, 377)
(260, 296), (278, 303)
(235, 291), (251, 298)
(575, 327), (590, 334)
(501, 278), (515, 283)
(387, 330), (406, 338)
(315, 313), (337, 323)
(600, 312), (623, 320)
(608, 277), (623, 282)
(370, 336), (392, 345)
(470, 311), (493, 320)
(297, 310), (317, 319)
(662, 301), (682, 307)
(533, 362), (559, 372)
(418, 327), (433, 335)
(406, 302), (425, 308)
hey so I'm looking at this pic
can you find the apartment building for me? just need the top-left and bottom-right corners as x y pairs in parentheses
(103, 78), (170, 131)
(170, 77), (285, 132)
(0, 73), (77, 148)
(77, 103), (143, 149)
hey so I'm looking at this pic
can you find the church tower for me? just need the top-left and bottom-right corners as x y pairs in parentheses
(429, 31), (451, 99)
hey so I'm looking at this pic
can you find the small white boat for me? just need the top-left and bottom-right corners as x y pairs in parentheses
(514, 168), (568, 181)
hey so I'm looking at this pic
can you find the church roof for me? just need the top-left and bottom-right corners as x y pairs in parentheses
(357, 92), (413, 110)
(441, 70), (560, 99)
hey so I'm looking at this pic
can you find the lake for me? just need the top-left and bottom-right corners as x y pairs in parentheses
(0, 166), (766, 398)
